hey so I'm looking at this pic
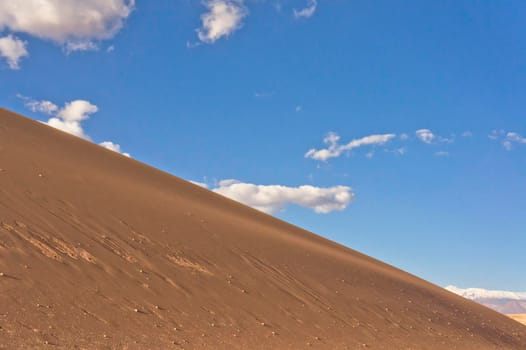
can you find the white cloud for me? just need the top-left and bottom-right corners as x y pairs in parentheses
(305, 132), (397, 161)
(415, 128), (452, 144)
(399, 133), (409, 141)
(293, 0), (317, 19)
(57, 100), (98, 122)
(99, 141), (130, 157)
(503, 132), (526, 151)
(211, 179), (354, 214)
(489, 130), (526, 150)
(415, 129), (435, 144)
(0, 35), (28, 69)
(197, 0), (247, 43)
(462, 131), (473, 137)
(23, 97), (129, 156)
(46, 116), (87, 139)
(0, 0), (134, 52)
(20, 96), (58, 115)
(445, 285), (526, 301)
(45, 100), (98, 139)
(65, 40), (99, 53)
(506, 132), (526, 144)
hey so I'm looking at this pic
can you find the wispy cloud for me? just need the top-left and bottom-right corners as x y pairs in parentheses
(0, 35), (28, 69)
(387, 147), (407, 156)
(489, 130), (526, 150)
(305, 132), (397, 161)
(293, 0), (318, 19)
(21, 96), (130, 157)
(211, 179), (354, 214)
(434, 151), (449, 157)
(504, 132), (526, 150)
(488, 129), (504, 140)
(197, 0), (247, 43)
(415, 129), (452, 144)
(64, 40), (99, 54)
(18, 95), (58, 115)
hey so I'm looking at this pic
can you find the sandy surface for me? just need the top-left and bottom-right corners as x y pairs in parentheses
(1, 108), (525, 349)
(509, 315), (526, 326)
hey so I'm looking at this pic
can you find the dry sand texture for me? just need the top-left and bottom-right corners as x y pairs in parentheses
(509, 315), (526, 326)
(1, 108), (526, 349)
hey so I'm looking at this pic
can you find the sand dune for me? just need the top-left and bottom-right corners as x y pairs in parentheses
(1, 108), (525, 349)
(509, 315), (526, 326)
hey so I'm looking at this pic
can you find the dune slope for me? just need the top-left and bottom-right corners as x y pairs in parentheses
(509, 315), (526, 327)
(1, 108), (525, 349)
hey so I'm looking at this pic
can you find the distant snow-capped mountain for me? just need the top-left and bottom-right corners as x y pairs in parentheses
(446, 285), (526, 314)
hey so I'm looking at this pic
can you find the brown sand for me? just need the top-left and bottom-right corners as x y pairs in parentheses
(0, 108), (525, 349)
(509, 315), (526, 326)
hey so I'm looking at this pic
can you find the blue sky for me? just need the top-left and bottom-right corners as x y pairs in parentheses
(1, 0), (525, 291)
